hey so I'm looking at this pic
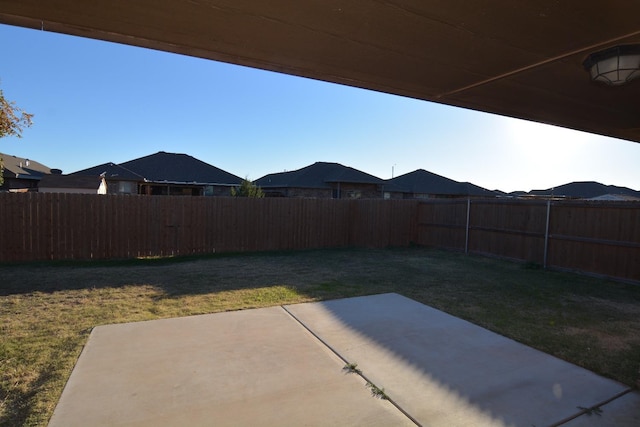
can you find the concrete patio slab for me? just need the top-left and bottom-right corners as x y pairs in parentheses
(562, 390), (640, 426)
(50, 293), (637, 427)
(48, 306), (412, 427)
(284, 293), (634, 427)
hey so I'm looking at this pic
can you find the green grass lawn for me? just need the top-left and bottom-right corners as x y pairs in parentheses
(1, 247), (639, 426)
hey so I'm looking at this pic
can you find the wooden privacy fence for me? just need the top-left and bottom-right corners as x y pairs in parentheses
(1, 193), (638, 283)
(417, 198), (640, 283)
(0, 193), (418, 262)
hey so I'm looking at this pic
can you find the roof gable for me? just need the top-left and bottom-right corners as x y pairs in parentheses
(256, 162), (384, 188)
(119, 152), (242, 184)
(1, 152), (52, 180)
(589, 194), (640, 201)
(388, 169), (494, 196)
(71, 152), (242, 185)
(71, 162), (143, 180)
(529, 181), (640, 199)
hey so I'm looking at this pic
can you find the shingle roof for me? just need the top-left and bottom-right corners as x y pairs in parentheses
(71, 162), (142, 180)
(387, 169), (495, 197)
(256, 162), (384, 188)
(72, 152), (242, 185)
(589, 194), (640, 201)
(528, 181), (640, 199)
(0, 152), (52, 180)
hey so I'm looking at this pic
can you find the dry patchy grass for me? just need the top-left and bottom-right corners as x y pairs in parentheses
(1, 248), (639, 426)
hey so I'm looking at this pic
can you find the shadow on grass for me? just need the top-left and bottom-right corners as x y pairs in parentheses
(0, 343), (74, 427)
(0, 249), (330, 297)
(1, 247), (639, 426)
(1, 370), (52, 427)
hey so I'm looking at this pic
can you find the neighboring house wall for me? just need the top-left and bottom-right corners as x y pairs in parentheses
(140, 183), (202, 196)
(262, 185), (384, 199)
(332, 183), (381, 199)
(263, 187), (333, 198)
(138, 183), (236, 196)
(205, 185), (237, 197)
(136, 183), (230, 196)
(38, 175), (107, 194)
(105, 180), (138, 195)
(1, 176), (40, 192)
(412, 193), (438, 199)
(382, 191), (404, 200)
(409, 192), (486, 199)
(39, 187), (99, 194)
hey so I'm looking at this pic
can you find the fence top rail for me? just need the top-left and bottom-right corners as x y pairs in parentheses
(550, 199), (640, 209)
(417, 198), (640, 209)
(418, 198), (547, 207)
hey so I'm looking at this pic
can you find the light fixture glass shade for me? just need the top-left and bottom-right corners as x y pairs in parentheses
(583, 45), (640, 86)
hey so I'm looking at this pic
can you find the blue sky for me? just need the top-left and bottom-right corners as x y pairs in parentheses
(1, 23), (639, 193)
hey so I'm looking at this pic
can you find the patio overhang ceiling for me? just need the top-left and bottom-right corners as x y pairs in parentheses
(2, 1), (639, 143)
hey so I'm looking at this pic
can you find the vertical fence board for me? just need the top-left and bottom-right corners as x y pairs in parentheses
(548, 201), (640, 281)
(1, 194), (637, 282)
(468, 200), (547, 263)
(1, 194), (20, 261)
(0, 194), (6, 261)
(40, 193), (52, 260)
(9, 194), (23, 262)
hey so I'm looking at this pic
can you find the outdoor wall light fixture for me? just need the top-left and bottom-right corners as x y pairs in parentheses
(583, 44), (640, 86)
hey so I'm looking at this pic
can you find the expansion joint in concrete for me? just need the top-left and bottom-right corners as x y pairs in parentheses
(280, 305), (423, 427)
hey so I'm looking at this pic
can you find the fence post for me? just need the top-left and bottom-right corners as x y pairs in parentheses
(543, 199), (551, 269)
(465, 197), (471, 254)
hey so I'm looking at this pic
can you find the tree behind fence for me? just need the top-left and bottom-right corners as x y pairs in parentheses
(1, 193), (638, 283)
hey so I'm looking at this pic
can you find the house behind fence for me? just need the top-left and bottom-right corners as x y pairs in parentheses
(71, 151), (243, 196)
